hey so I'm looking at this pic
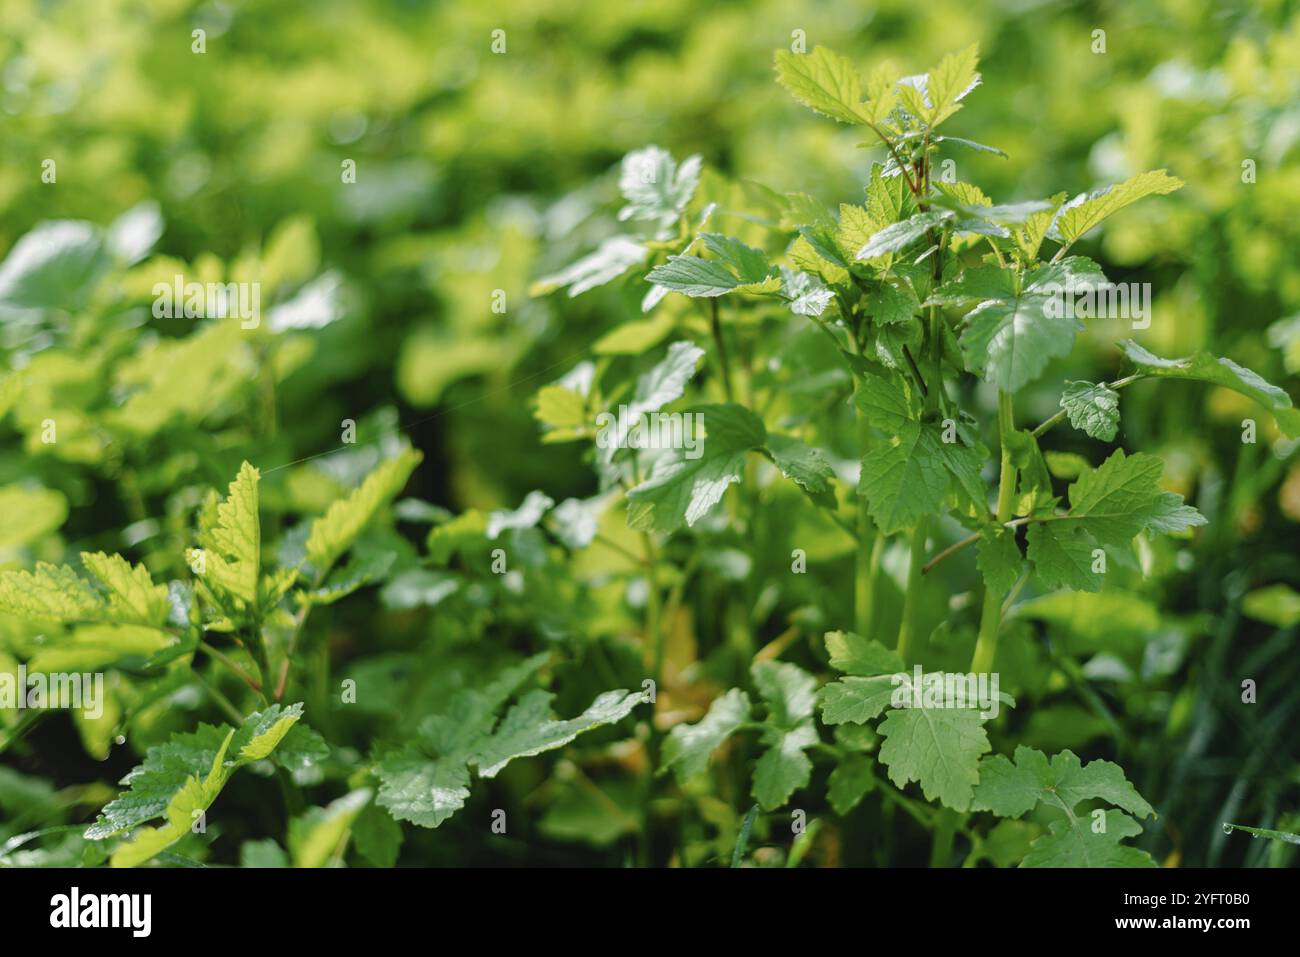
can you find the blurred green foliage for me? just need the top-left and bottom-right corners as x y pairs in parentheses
(1, 0), (1298, 867)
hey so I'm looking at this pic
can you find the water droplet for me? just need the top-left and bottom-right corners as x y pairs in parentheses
(1222, 823), (1233, 834)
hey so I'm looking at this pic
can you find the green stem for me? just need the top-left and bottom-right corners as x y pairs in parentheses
(642, 534), (665, 684)
(199, 640), (263, 694)
(971, 391), (1017, 674)
(896, 516), (929, 661)
(709, 299), (734, 403)
(929, 809), (959, 867)
(638, 532), (663, 868)
(194, 670), (245, 724)
(855, 403), (881, 639)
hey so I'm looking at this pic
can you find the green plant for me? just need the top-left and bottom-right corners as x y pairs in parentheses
(3, 38), (1297, 870)
(521, 43), (1300, 866)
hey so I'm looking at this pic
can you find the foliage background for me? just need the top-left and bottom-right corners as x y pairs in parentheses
(1, 0), (1298, 866)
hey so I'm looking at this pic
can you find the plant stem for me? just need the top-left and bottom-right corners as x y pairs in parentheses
(638, 531), (664, 868)
(194, 670), (245, 724)
(642, 533), (665, 684)
(929, 809), (959, 867)
(922, 531), (980, 575)
(865, 123), (920, 196)
(709, 298), (734, 402)
(855, 403), (881, 639)
(896, 517), (929, 661)
(199, 640), (263, 694)
(971, 391), (1018, 673)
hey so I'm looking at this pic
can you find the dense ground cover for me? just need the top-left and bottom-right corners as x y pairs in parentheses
(1, 0), (1298, 867)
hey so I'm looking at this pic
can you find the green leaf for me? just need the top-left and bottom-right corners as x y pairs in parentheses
(79, 552), (170, 627)
(935, 437), (989, 513)
(1021, 810), (1157, 867)
(1119, 339), (1300, 438)
(661, 688), (752, 784)
(917, 44), (981, 128)
(0, 562), (104, 622)
(0, 548), (171, 631)
(774, 46), (870, 125)
(288, 789), (371, 868)
(853, 368), (923, 432)
(824, 630), (904, 676)
(877, 705), (990, 811)
(977, 526), (1023, 595)
(1004, 429), (1055, 516)
(473, 687), (648, 778)
(972, 746), (1153, 820)
(957, 258), (1105, 392)
(959, 295), (1076, 392)
(866, 280), (920, 326)
(1014, 196), (1064, 261)
(751, 660), (817, 728)
(305, 449), (423, 573)
(1026, 448), (1206, 575)
(88, 704), (304, 867)
(934, 135), (1007, 158)
(617, 146), (702, 226)
(233, 702), (306, 761)
(375, 748), (472, 830)
(819, 675), (898, 725)
(352, 800), (405, 867)
(621, 341), (706, 429)
(299, 551), (397, 606)
(828, 754), (876, 815)
(646, 233), (779, 298)
(928, 265), (1015, 305)
(1242, 584), (1300, 628)
(856, 212), (948, 260)
(753, 723), (817, 809)
(593, 313), (675, 355)
(0, 220), (110, 311)
(1025, 522), (1101, 592)
(108, 322), (247, 438)
(486, 490), (554, 539)
(1060, 380), (1120, 441)
(764, 434), (836, 506)
(240, 839), (289, 868)
(375, 654), (550, 828)
(858, 422), (949, 535)
(1050, 170), (1184, 247)
(27, 623), (174, 673)
(373, 656), (644, 829)
(625, 403), (767, 532)
(533, 384), (589, 441)
(530, 237), (646, 298)
(835, 203), (882, 263)
(193, 461), (261, 606)
(864, 163), (909, 227)
(1066, 449), (1168, 540)
(0, 484), (67, 550)
(780, 268), (834, 317)
(645, 256), (745, 297)
(426, 510), (488, 565)
(85, 723), (232, 840)
(972, 819), (1041, 867)
(270, 723), (331, 773)
(110, 773), (216, 869)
